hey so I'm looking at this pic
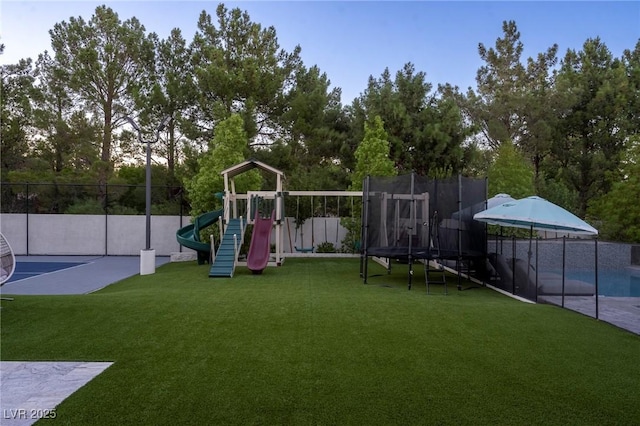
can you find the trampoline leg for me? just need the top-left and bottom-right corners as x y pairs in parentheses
(363, 256), (368, 284)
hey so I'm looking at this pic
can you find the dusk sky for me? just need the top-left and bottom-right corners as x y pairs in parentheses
(1, 1), (638, 104)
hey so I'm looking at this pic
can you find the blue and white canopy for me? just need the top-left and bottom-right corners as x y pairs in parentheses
(487, 193), (516, 209)
(473, 196), (598, 235)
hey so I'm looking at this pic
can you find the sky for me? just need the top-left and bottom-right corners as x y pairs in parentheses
(1, 1), (639, 104)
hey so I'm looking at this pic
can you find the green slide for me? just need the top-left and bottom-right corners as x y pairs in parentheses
(176, 209), (224, 265)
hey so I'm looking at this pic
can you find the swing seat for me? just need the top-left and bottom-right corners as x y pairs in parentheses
(295, 246), (314, 253)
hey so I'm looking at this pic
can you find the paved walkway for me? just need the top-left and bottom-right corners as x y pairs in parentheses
(1, 255), (170, 295)
(0, 362), (113, 426)
(539, 295), (640, 335)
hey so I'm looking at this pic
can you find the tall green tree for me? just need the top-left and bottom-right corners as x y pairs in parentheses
(278, 64), (348, 190)
(621, 40), (640, 135)
(441, 20), (558, 186)
(32, 51), (100, 175)
(520, 44), (559, 189)
(189, 3), (301, 146)
(588, 136), (640, 242)
(32, 51), (73, 173)
(137, 28), (195, 184)
(351, 115), (396, 190)
(0, 58), (36, 175)
(442, 21), (527, 150)
(487, 140), (534, 199)
(49, 5), (155, 179)
(341, 115), (396, 252)
(186, 114), (261, 215)
(549, 38), (629, 216)
(359, 63), (469, 175)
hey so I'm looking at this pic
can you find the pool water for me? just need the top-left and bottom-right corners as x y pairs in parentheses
(564, 268), (640, 297)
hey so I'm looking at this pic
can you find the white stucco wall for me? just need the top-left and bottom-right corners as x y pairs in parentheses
(0, 214), (191, 256)
(0, 213), (350, 256)
(0, 214), (27, 254)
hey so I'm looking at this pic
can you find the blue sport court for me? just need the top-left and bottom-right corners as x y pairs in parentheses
(1, 256), (170, 295)
(7, 261), (86, 283)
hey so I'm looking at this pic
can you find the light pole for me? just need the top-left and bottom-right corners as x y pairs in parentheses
(125, 115), (171, 274)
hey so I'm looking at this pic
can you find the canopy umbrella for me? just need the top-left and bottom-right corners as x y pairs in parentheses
(473, 196), (598, 291)
(451, 193), (516, 221)
(486, 193), (517, 210)
(471, 193), (517, 254)
(473, 196), (598, 235)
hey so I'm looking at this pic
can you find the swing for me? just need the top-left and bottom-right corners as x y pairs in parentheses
(294, 196), (314, 253)
(326, 196), (341, 251)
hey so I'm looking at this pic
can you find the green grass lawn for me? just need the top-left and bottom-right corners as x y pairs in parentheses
(1, 258), (639, 425)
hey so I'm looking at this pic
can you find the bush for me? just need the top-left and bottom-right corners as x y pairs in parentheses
(65, 200), (105, 214)
(315, 242), (336, 253)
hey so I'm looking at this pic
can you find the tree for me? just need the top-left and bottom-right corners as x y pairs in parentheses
(359, 63), (470, 176)
(49, 5), (155, 180)
(278, 64), (349, 190)
(487, 140), (534, 199)
(549, 38), (629, 216)
(32, 51), (73, 173)
(417, 96), (469, 177)
(520, 44), (559, 189)
(487, 140), (535, 237)
(440, 19), (559, 185)
(621, 41), (640, 135)
(189, 4), (301, 146)
(589, 136), (640, 242)
(351, 115), (396, 191)
(185, 114), (261, 215)
(137, 28), (195, 184)
(441, 21), (527, 150)
(1, 58), (36, 175)
(31, 51), (101, 174)
(340, 115), (396, 252)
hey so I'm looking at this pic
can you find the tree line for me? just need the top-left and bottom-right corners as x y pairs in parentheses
(1, 5), (638, 242)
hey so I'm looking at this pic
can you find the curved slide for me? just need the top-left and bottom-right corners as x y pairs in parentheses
(176, 209), (224, 265)
(247, 210), (275, 274)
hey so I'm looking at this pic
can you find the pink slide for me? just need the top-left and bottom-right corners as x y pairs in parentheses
(247, 210), (275, 274)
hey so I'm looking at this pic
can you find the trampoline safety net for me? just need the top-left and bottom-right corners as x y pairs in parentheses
(361, 173), (487, 288)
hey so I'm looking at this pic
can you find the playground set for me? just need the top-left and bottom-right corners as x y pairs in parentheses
(175, 160), (489, 288)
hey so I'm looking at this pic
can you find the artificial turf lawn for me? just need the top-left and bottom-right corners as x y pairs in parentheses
(1, 258), (639, 425)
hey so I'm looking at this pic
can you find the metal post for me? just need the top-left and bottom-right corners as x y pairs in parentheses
(25, 182), (30, 255)
(595, 238), (599, 320)
(561, 236), (566, 308)
(535, 237), (539, 303)
(105, 183), (109, 255)
(124, 115), (171, 275)
(457, 174), (463, 291)
(179, 189), (184, 252)
(145, 139), (152, 250)
(511, 236), (516, 294)
(408, 172), (415, 290)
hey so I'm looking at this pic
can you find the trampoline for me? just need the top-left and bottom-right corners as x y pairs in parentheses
(360, 173), (487, 291)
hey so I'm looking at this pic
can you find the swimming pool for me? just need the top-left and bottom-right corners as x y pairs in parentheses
(563, 268), (640, 297)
